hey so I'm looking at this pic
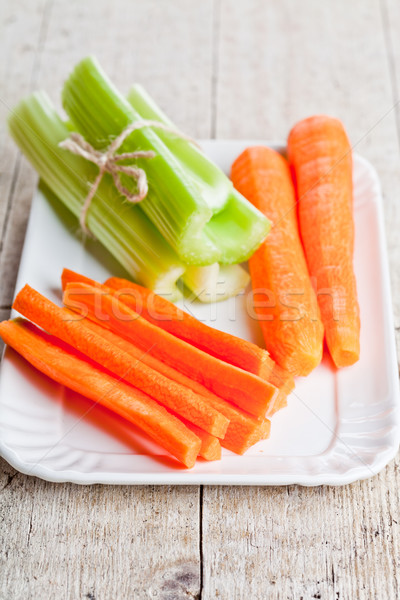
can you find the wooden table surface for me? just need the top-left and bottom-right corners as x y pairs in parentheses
(1, 1), (400, 598)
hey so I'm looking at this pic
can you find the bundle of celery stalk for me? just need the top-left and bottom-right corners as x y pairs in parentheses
(8, 57), (270, 301)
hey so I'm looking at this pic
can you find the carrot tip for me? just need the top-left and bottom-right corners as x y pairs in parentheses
(331, 348), (360, 369)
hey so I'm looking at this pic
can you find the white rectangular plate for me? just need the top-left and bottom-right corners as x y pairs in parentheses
(0, 141), (399, 486)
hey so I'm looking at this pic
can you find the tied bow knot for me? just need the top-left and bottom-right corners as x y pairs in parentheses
(59, 119), (198, 235)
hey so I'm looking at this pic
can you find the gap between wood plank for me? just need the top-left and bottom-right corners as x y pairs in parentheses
(199, 484), (204, 598)
(199, 2), (222, 595)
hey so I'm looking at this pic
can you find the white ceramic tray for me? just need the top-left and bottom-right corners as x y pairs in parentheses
(0, 141), (399, 486)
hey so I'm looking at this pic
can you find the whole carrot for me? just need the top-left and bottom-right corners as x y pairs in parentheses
(0, 318), (201, 468)
(231, 146), (324, 376)
(287, 116), (360, 368)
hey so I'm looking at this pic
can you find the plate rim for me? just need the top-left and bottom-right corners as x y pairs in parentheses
(1, 141), (399, 486)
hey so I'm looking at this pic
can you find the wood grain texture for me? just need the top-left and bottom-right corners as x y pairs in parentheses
(0, 0), (46, 232)
(36, 0), (214, 137)
(1, 1), (400, 599)
(0, 473), (201, 600)
(203, 468), (400, 599)
(0, 1), (215, 598)
(0, 0), (48, 308)
(202, 1), (400, 598)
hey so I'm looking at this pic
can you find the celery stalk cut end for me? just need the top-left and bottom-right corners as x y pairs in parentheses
(182, 263), (250, 303)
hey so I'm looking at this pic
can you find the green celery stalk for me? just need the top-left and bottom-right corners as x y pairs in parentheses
(61, 56), (270, 266)
(183, 264), (250, 303)
(8, 92), (185, 300)
(127, 85), (253, 300)
(127, 84), (239, 215)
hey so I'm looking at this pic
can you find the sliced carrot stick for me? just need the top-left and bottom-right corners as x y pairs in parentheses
(15, 281), (264, 456)
(76, 316), (272, 453)
(261, 419), (272, 440)
(0, 318), (201, 468)
(13, 285), (229, 438)
(215, 400), (270, 455)
(180, 420), (221, 461)
(63, 282), (278, 418)
(231, 146), (324, 376)
(61, 273), (278, 447)
(106, 276), (296, 392)
(105, 274), (271, 368)
(287, 116), (360, 368)
(61, 268), (98, 290)
(61, 269), (294, 398)
(269, 395), (288, 416)
(62, 270), (290, 417)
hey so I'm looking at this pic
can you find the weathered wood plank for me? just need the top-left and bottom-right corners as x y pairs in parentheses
(0, 0), (48, 247)
(37, 0), (214, 137)
(0, 1), (215, 598)
(0, 472), (201, 600)
(203, 467), (400, 599)
(202, 1), (400, 598)
(0, 156), (38, 306)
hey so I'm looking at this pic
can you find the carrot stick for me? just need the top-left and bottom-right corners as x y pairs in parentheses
(261, 419), (272, 440)
(213, 398), (270, 455)
(61, 273), (277, 447)
(231, 146), (324, 376)
(61, 268), (98, 290)
(180, 420), (221, 461)
(105, 274), (271, 369)
(61, 269), (294, 398)
(15, 282), (263, 455)
(106, 276), (296, 393)
(63, 282), (278, 418)
(13, 285), (229, 438)
(76, 316), (272, 453)
(0, 318), (201, 468)
(287, 116), (360, 368)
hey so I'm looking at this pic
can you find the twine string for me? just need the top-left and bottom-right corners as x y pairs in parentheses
(59, 120), (199, 235)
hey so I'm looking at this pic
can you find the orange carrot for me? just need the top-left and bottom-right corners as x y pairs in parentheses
(106, 276), (296, 394)
(0, 318), (201, 468)
(261, 419), (272, 440)
(61, 272), (278, 446)
(61, 268), (98, 290)
(181, 420), (221, 461)
(14, 281), (266, 455)
(77, 316), (272, 454)
(287, 116), (360, 368)
(13, 285), (229, 438)
(105, 274), (271, 369)
(217, 402), (270, 455)
(231, 146), (324, 376)
(62, 269), (293, 400)
(63, 282), (278, 418)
